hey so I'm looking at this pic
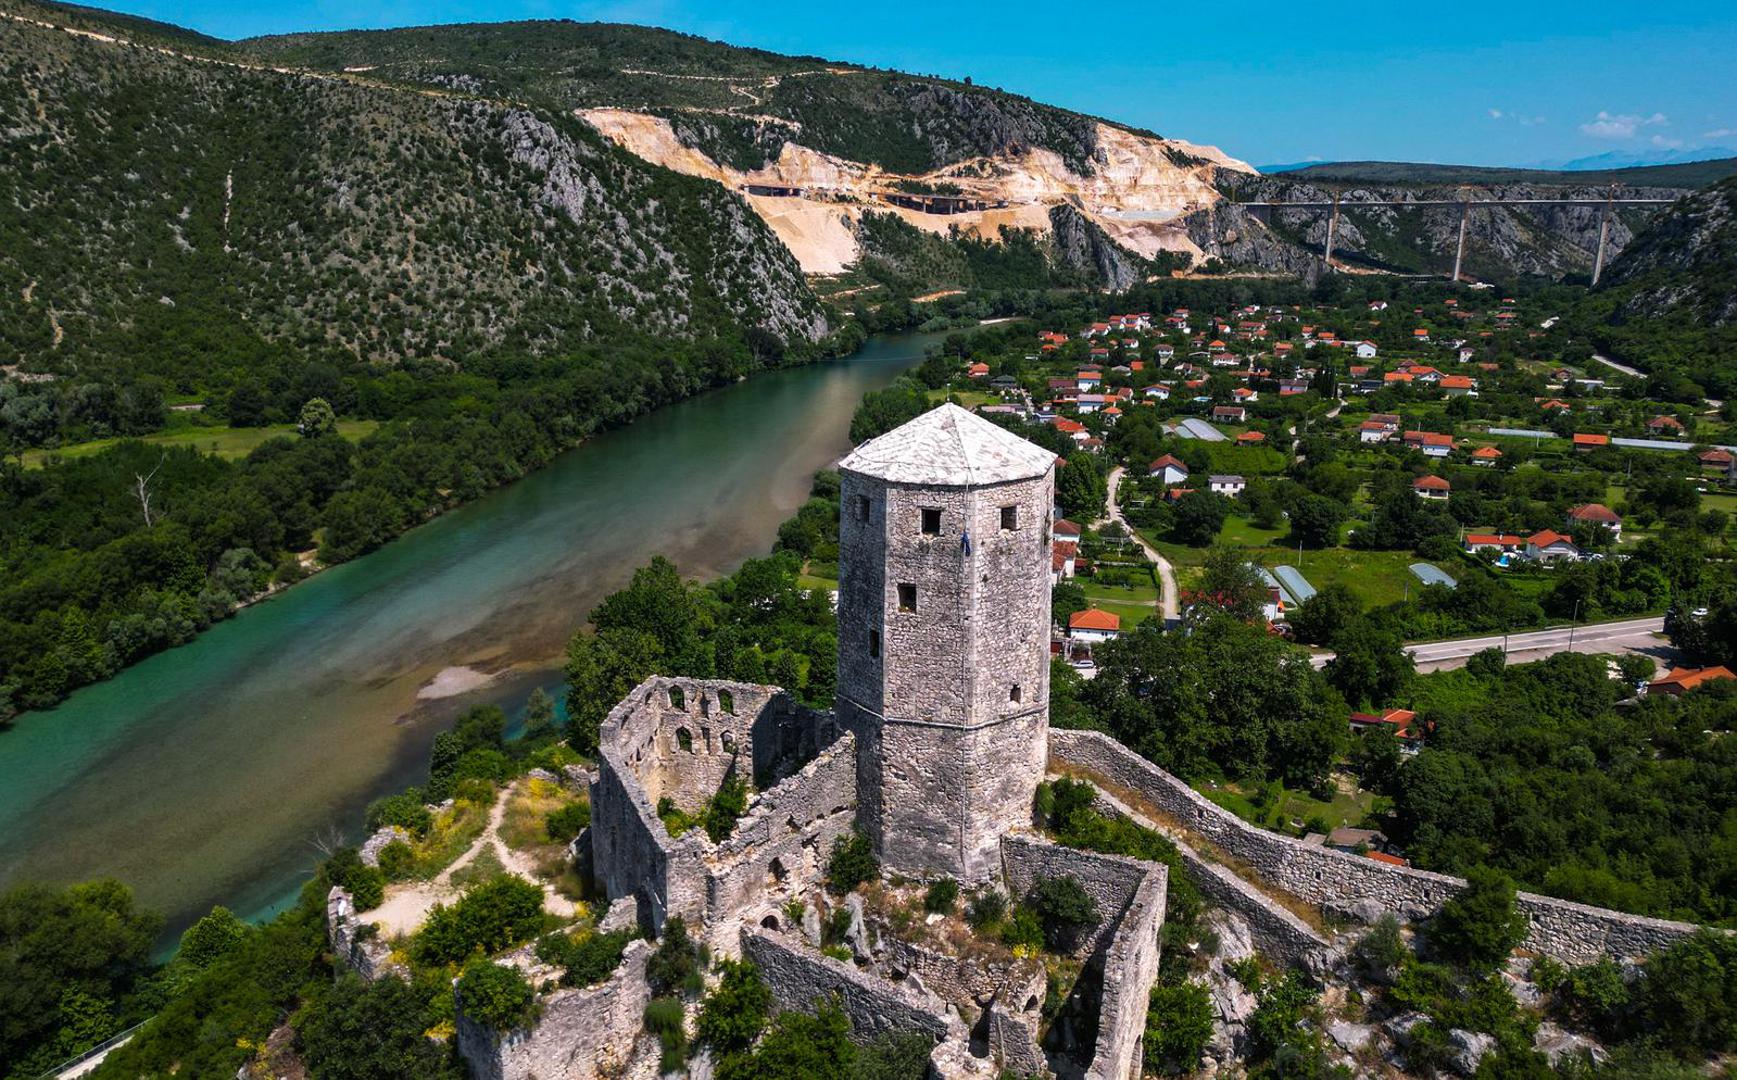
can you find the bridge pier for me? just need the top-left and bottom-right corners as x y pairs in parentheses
(1591, 189), (1614, 286)
(1321, 192), (1340, 270)
(1451, 201), (1470, 283)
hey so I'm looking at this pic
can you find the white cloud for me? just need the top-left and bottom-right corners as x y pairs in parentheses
(1519, 115), (1546, 127)
(1488, 108), (1504, 120)
(1704, 127), (1736, 139)
(1579, 111), (1669, 139)
(1650, 134), (1684, 149)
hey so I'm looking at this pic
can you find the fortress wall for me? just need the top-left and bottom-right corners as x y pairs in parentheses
(326, 887), (399, 982)
(707, 732), (859, 933)
(1001, 835), (1153, 959)
(1087, 786), (1330, 969)
(742, 927), (952, 1044)
(1050, 729), (1706, 965)
(456, 941), (653, 1080)
(1085, 864), (1167, 1080)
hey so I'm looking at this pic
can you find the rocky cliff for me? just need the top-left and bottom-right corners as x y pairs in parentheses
(1596, 176), (1737, 326)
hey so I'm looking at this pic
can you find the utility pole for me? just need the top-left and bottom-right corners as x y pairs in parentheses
(1568, 598), (1582, 651)
(1591, 184), (1615, 286)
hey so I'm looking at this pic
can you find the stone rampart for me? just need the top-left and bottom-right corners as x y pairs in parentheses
(456, 941), (653, 1080)
(881, 934), (1048, 1016)
(1085, 864), (1166, 1080)
(1001, 835), (1152, 959)
(742, 927), (952, 1043)
(1087, 785), (1330, 969)
(1050, 729), (1706, 965)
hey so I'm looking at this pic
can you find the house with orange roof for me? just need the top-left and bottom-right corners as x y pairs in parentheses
(1646, 415), (1685, 435)
(1471, 446), (1502, 465)
(1572, 433), (1610, 452)
(1648, 666), (1736, 697)
(966, 362), (990, 378)
(1236, 431), (1266, 445)
(1068, 607), (1122, 643)
(1439, 374), (1477, 397)
(1413, 475), (1451, 500)
(1697, 448), (1733, 471)
(1149, 455), (1189, 485)
(1525, 529), (1579, 563)
(1464, 533), (1524, 556)
(1348, 707), (1424, 746)
(1566, 503), (1622, 540)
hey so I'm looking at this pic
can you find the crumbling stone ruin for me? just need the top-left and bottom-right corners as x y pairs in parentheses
(329, 404), (1725, 1079)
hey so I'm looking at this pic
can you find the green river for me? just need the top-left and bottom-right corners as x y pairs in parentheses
(0, 330), (944, 941)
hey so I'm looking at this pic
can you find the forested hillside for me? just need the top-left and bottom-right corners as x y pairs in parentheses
(1585, 175), (1737, 396)
(235, 20), (1113, 175)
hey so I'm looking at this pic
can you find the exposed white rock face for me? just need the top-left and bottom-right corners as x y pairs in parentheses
(1328, 1020), (1375, 1054)
(580, 108), (1252, 274)
(1448, 1029), (1497, 1076)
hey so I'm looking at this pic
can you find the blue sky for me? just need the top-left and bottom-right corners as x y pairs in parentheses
(109, 0), (1737, 168)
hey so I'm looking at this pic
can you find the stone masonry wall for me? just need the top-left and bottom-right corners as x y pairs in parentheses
(1088, 785), (1330, 970)
(1051, 729), (1708, 964)
(1001, 835), (1153, 959)
(456, 941), (653, 1080)
(742, 927), (952, 1044)
(590, 675), (856, 938)
(326, 887), (399, 982)
(1086, 863), (1167, 1080)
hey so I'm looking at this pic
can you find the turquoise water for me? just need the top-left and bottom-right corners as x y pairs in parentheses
(0, 331), (942, 939)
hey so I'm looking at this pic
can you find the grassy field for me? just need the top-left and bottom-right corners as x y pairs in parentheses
(1196, 774), (1381, 835)
(926, 388), (1001, 409)
(23, 419), (380, 467)
(1144, 517), (1431, 608)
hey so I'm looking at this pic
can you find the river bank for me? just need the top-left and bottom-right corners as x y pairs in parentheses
(0, 329), (947, 944)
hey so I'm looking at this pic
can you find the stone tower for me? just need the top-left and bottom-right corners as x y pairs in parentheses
(835, 403), (1057, 882)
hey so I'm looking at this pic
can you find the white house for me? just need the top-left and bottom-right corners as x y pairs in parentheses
(1068, 608), (1121, 642)
(1208, 474), (1246, 498)
(1525, 530), (1580, 563)
(1149, 454), (1189, 486)
(1566, 503), (1622, 541)
(1355, 341), (1379, 359)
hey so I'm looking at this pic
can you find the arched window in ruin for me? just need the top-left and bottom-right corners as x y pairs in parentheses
(721, 731), (737, 754)
(676, 727), (694, 753)
(1010, 684), (1022, 703)
(767, 856), (789, 887)
(699, 694), (712, 718)
(668, 685), (685, 710)
(718, 689), (735, 714)
(761, 914), (781, 930)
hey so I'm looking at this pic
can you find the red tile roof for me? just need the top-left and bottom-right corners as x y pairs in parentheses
(1649, 666), (1736, 695)
(1413, 475), (1451, 491)
(1069, 608), (1121, 632)
(1567, 503), (1621, 524)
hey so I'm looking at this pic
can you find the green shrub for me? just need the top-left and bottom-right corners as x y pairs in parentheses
(696, 959), (770, 1053)
(1352, 915), (1409, 978)
(703, 773), (749, 842)
(646, 917), (703, 998)
(323, 847), (386, 910)
(543, 802), (590, 842)
(535, 928), (634, 988)
(826, 832), (879, 895)
(413, 876), (546, 967)
(1428, 867), (1528, 970)
(365, 790), (433, 838)
(999, 907), (1044, 951)
(644, 996), (688, 1072)
(966, 889), (1007, 930)
(922, 878), (959, 915)
(1143, 981), (1214, 1074)
(377, 840), (415, 882)
(1025, 875), (1098, 953)
(457, 960), (538, 1032)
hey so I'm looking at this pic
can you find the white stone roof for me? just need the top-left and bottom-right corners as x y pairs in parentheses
(838, 403), (1055, 487)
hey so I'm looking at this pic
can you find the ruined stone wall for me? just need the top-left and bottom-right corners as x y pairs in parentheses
(1088, 785), (1330, 969)
(455, 941), (653, 1080)
(326, 887), (399, 982)
(707, 732), (859, 938)
(742, 927), (952, 1043)
(881, 934), (1048, 1016)
(1001, 835), (1153, 959)
(1051, 729), (1707, 964)
(590, 676), (856, 937)
(1085, 864), (1166, 1080)
(839, 469), (1054, 882)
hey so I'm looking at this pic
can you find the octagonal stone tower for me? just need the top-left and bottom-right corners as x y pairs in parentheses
(836, 403), (1057, 882)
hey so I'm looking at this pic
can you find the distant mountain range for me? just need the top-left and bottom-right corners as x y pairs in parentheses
(1252, 158), (1737, 190)
(1540, 147), (1737, 172)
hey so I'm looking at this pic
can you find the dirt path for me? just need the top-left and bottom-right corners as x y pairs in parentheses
(1105, 466), (1178, 623)
(370, 780), (576, 938)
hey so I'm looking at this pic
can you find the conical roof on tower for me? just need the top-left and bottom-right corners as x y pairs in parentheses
(837, 403), (1055, 487)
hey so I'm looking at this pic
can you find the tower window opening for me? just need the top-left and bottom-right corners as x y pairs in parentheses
(855, 495), (870, 522)
(1001, 505), (1019, 530)
(869, 629), (881, 658)
(676, 727), (694, 753)
(897, 583), (917, 613)
(1010, 684), (1022, 703)
(920, 507), (942, 535)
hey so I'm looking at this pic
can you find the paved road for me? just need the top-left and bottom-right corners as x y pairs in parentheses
(1105, 466), (1179, 623)
(1310, 616), (1669, 672)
